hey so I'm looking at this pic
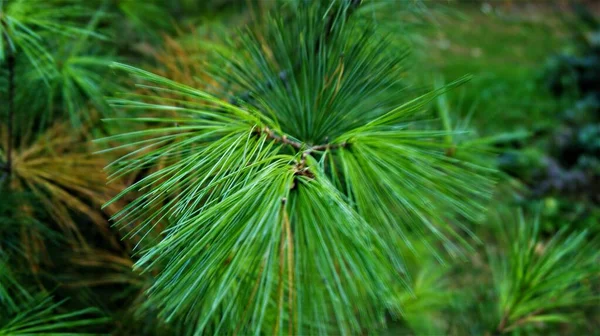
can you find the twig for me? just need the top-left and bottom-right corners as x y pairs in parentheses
(256, 126), (348, 155)
(256, 126), (347, 182)
(310, 142), (347, 152)
(259, 126), (303, 150)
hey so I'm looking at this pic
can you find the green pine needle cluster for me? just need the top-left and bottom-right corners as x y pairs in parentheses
(102, 2), (494, 333)
(492, 211), (600, 333)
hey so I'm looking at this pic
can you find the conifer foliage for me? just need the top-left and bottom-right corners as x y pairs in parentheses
(104, 1), (493, 333)
(1, 0), (117, 333)
(491, 212), (599, 333)
(1, 0), (599, 335)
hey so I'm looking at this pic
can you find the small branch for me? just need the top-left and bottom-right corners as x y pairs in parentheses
(255, 127), (348, 184)
(310, 142), (347, 152)
(257, 126), (348, 154)
(259, 126), (303, 150)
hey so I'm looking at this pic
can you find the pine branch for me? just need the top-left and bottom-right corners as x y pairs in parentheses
(256, 126), (348, 153)
(490, 211), (600, 334)
(104, 2), (495, 333)
(256, 126), (348, 182)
